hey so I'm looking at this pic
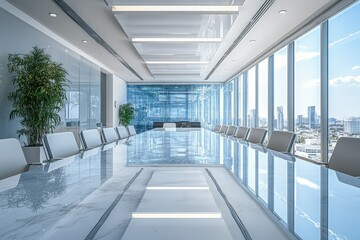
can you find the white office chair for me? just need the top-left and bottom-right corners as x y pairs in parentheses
(246, 128), (267, 144)
(163, 123), (176, 128)
(225, 125), (237, 136)
(328, 137), (360, 177)
(212, 124), (221, 132)
(218, 125), (228, 134)
(127, 125), (137, 136)
(43, 132), (80, 160)
(101, 127), (119, 143)
(116, 126), (129, 139)
(80, 129), (103, 150)
(0, 138), (28, 180)
(234, 126), (250, 139)
(266, 130), (296, 153)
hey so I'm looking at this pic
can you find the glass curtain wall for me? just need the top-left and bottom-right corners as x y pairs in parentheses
(294, 27), (321, 160)
(328, 1), (360, 158)
(0, 8), (101, 141)
(224, 79), (236, 125)
(127, 84), (221, 132)
(258, 58), (268, 129)
(274, 47), (288, 131)
(238, 74), (244, 126)
(247, 67), (256, 127)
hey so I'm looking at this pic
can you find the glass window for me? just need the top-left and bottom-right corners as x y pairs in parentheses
(258, 58), (268, 129)
(238, 74), (244, 126)
(273, 157), (288, 224)
(328, 1), (360, 158)
(274, 47), (288, 130)
(247, 67), (256, 127)
(294, 161), (321, 240)
(127, 85), (222, 132)
(294, 27), (321, 160)
(224, 79), (235, 125)
(258, 151), (268, 204)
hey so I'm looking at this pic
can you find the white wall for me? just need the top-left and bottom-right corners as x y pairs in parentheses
(106, 74), (127, 127)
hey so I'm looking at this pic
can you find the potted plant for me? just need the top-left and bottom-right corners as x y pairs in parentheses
(118, 103), (135, 127)
(7, 46), (68, 164)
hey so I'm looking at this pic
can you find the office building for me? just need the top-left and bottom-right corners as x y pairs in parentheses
(344, 117), (360, 134)
(308, 106), (316, 129)
(276, 106), (284, 130)
(0, 0), (360, 239)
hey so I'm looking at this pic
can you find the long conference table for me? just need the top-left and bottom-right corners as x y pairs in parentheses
(0, 128), (359, 239)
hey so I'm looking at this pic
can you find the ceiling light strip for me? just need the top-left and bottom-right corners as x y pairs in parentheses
(205, 0), (275, 80)
(146, 61), (209, 65)
(132, 212), (222, 219)
(132, 38), (222, 43)
(112, 6), (239, 14)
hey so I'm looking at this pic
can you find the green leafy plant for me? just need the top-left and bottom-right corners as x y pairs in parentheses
(7, 46), (68, 146)
(118, 103), (135, 127)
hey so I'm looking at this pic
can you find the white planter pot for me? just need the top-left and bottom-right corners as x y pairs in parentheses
(22, 146), (47, 165)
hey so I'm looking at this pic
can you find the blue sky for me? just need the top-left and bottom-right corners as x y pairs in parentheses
(261, 1), (360, 120)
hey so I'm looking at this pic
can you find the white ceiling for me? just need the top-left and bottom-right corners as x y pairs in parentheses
(7, 0), (337, 83)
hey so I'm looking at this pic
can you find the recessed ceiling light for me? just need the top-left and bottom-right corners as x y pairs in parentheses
(278, 10), (287, 14)
(146, 61), (209, 65)
(65, 49), (68, 52)
(49, 12), (57, 17)
(112, 6), (239, 14)
(250, 40), (256, 43)
(132, 38), (221, 43)
(82, 40), (88, 43)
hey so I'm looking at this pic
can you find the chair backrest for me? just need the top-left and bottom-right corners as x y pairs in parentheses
(80, 129), (103, 150)
(212, 124), (221, 132)
(219, 125), (228, 134)
(246, 128), (267, 144)
(43, 132), (79, 160)
(101, 128), (119, 143)
(116, 126), (129, 139)
(190, 122), (201, 128)
(163, 123), (176, 128)
(153, 122), (164, 128)
(234, 126), (250, 139)
(329, 137), (360, 177)
(226, 125), (237, 136)
(0, 138), (28, 180)
(127, 125), (137, 136)
(266, 130), (296, 153)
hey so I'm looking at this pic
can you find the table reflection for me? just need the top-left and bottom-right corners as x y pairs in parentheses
(222, 134), (360, 240)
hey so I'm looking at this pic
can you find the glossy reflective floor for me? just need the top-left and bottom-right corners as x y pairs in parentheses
(0, 129), (359, 239)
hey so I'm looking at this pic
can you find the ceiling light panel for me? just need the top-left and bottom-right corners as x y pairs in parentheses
(146, 61), (209, 64)
(112, 6), (239, 14)
(111, 0), (242, 81)
(132, 38), (222, 43)
(111, 0), (245, 6)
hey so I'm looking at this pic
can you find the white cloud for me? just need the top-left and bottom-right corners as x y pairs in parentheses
(352, 65), (360, 71)
(329, 75), (360, 86)
(296, 51), (320, 62)
(329, 30), (360, 48)
(296, 177), (320, 190)
(298, 45), (308, 50)
(304, 78), (320, 87)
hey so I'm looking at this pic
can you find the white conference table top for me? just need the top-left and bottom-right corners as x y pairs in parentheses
(0, 128), (359, 239)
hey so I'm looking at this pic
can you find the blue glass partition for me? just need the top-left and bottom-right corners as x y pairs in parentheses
(127, 84), (222, 133)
